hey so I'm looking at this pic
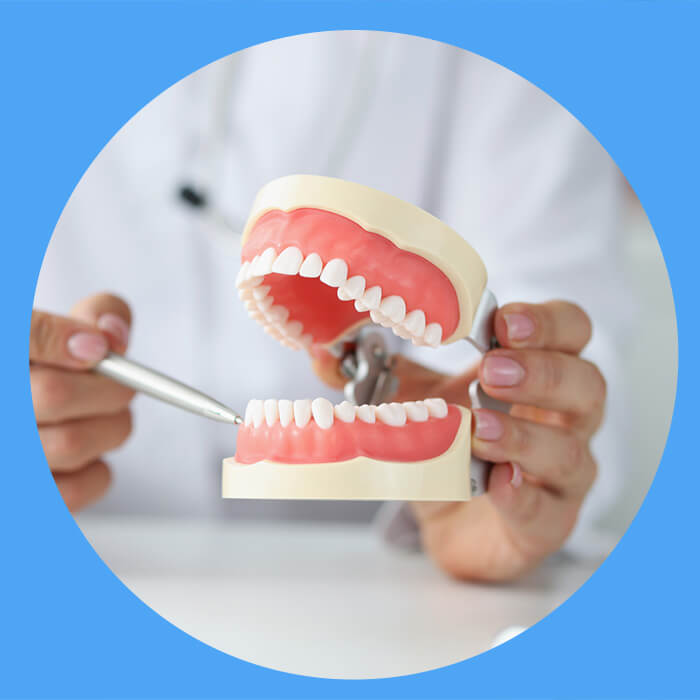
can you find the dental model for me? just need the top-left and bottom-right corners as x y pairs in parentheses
(223, 175), (498, 501)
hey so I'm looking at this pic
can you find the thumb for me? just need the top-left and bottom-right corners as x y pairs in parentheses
(70, 293), (132, 354)
(310, 347), (347, 390)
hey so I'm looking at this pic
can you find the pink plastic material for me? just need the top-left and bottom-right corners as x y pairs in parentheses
(235, 405), (464, 464)
(242, 208), (460, 344)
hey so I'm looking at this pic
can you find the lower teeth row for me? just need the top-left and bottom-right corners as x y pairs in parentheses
(244, 397), (449, 430)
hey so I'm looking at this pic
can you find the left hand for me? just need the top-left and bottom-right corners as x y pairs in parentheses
(412, 301), (605, 581)
(312, 300), (605, 582)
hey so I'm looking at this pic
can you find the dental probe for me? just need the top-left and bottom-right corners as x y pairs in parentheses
(94, 353), (243, 425)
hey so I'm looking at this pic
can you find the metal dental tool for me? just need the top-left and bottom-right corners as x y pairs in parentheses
(339, 327), (399, 406)
(339, 288), (507, 498)
(94, 353), (243, 425)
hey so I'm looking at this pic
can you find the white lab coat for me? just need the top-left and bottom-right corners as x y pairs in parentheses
(35, 32), (634, 536)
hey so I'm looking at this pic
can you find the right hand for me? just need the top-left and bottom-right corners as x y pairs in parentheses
(30, 294), (135, 512)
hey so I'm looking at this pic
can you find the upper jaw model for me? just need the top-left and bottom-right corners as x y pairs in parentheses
(224, 175), (495, 501)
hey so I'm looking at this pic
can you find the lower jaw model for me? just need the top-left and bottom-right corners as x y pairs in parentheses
(223, 175), (490, 501)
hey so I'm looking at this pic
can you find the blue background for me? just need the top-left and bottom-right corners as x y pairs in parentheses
(1, 1), (696, 697)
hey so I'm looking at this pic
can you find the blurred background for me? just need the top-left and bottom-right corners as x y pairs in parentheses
(32, 32), (676, 676)
(603, 199), (675, 534)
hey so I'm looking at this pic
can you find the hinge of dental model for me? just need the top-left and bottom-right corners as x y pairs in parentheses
(464, 289), (511, 496)
(338, 327), (399, 406)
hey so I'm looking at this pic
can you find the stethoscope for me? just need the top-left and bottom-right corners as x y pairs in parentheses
(175, 36), (386, 238)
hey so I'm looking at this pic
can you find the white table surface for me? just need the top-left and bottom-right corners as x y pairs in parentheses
(77, 515), (612, 679)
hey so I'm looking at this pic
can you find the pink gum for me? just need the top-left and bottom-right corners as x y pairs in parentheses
(235, 405), (464, 464)
(242, 208), (460, 342)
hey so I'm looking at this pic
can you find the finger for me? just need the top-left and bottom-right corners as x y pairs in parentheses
(30, 310), (109, 369)
(479, 349), (606, 428)
(31, 366), (135, 424)
(71, 293), (132, 353)
(487, 463), (579, 550)
(472, 409), (597, 498)
(39, 410), (132, 471)
(309, 347), (346, 390)
(55, 460), (111, 512)
(494, 301), (592, 354)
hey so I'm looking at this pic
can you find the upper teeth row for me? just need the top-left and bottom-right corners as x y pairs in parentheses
(235, 247), (444, 347)
(243, 397), (449, 429)
(236, 277), (313, 352)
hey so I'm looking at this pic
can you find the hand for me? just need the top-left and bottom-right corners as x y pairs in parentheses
(311, 300), (604, 582)
(30, 294), (135, 512)
(412, 301), (604, 581)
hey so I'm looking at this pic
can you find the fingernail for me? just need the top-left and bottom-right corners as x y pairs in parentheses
(67, 332), (108, 362)
(504, 313), (535, 341)
(97, 313), (130, 347)
(473, 410), (504, 441)
(482, 356), (526, 387)
(510, 463), (523, 488)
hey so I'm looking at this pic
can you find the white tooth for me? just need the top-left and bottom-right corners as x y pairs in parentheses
(266, 305), (289, 323)
(370, 309), (391, 326)
(424, 398), (448, 419)
(252, 247), (276, 276)
(249, 399), (264, 428)
(243, 257), (264, 285)
(271, 247), (303, 275)
(257, 296), (274, 312)
(248, 255), (260, 277)
(244, 400), (255, 426)
(263, 326), (284, 342)
(299, 252), (323, 278)
(359, 285), (382, 311)
(337, 275), (366, 301)
(236, 261), (251, 287)
(248, 310), (264, 321)
(394, 326), (412, 340)
(278, 400), (293, 427)
(376, 402), (407, 427)
(252, 285), (271, 300)
(334, 401), (356, 423)
(299, 333), (313, 349)
(356, 405), (376, 423)
(354, 299), (368, 312)
(424, 323), (443, 347)
(264, 399), (279, 426)
(311, 397), (334, 429)
(293, 399), (312, 428)
(285, 320), (303, 338)
(238, 287), (254, 301)
(379, 296), (406, 324)
(243, 300), (258, 312)
(320, 258), (348, 287)
(404, 401), (429, 422)
(402, 309), (426, 337)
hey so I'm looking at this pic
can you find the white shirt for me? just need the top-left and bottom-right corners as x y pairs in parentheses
(35, 31), (633, 535)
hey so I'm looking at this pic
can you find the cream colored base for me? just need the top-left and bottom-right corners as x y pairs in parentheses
(222, 408), (472, 501)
